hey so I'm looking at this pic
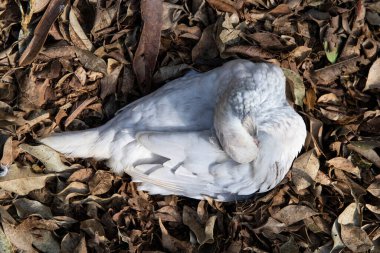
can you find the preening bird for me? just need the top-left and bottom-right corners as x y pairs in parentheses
(41, 59), (307, 201)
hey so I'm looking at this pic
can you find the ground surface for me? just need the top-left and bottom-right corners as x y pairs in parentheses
(0, 0), (380, 252)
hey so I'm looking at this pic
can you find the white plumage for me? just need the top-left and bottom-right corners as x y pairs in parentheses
(41, 60), (307, 201)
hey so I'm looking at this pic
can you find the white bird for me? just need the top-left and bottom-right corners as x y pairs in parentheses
(41, 59), (307, 201)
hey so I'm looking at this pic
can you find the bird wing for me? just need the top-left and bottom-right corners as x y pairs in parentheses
(126, 130), (254, 201)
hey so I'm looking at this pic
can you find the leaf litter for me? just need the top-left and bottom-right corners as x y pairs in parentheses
(0, 0), (380, 252)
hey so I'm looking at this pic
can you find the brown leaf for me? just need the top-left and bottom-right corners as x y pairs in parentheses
(80, 219), (106, 238)
(252, 217), (287, 234)
(0, 224), (13, 253)
(159, 218), (193, 253)
(19, 0), (68, 66)
(313, 56), (370, 85)
(224, 45), (274, 59)
(0, 164), (53, 195)
(88, 170), (114, 195)
(192, 25), (219, 63)
(359, 116), (380, 135)
(272, 205), (318, 225)
(0, 137), (13, 167)
(64, 97), (98, 127)
(13, 198), (53, 219)
(206, 0), (241, 14)
(155, 206), (182, 223)
(364, 58), (380, 90)
(100, 59), (123, 99)
(367, 180), (380, 198)
(341, 224), (373, 252)
(337, 203), (361, 226)
(248, 32), (285, 50)
(317, 93), (342, 105)
(327, 157), (361, 177)
(91, 4), (118, 37)
(69, 7), (94, 51)
(2, 218), (60, 253)
(20, 144), (70, 172)
(61, 232), (85, 253)
(133, 0), (163, 93)
(67, 168), (94, 183)
(183, 205), (217, 245)
(291, 149), (320, 190)
(347, 141), (380, 168)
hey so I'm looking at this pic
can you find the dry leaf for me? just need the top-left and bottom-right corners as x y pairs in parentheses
(313, 56), (369, 85)
(183, 205), (217, 245)
(159, 218), (193, 253)
(364, 58), (380, 90)
(347, 141), (380, 168)
(272, 205), (318, 225)
(291, 150), (319, 190)
(367, 180), (380, 198)
(0, 225), (13, 253)
(341, 224), (373, 252)
(327, 157), (361, 177)
(88, 170), (114, 195)
(13, 198), (53, 219)
(20, 144), (70, 172)
(133, 0), (163, 93)
(0, 164), (53, 195)
(283, 68), (305, 106)
(19, 0), (68, 66)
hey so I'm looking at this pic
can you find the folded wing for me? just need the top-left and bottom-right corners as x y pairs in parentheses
(127, 131), (254, 201)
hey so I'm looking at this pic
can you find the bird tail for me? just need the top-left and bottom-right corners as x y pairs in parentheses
(39, 127), (112, 160)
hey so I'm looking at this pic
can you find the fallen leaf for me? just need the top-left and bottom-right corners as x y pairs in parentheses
(183, 205), (217, 245)
(291, 150), (320, 190)
(327, 157), (361, 177)
(0, 164), (53, 195)
(100, 59), (123, 99)
(224, 45), (274, 59)
(252, 217), (287, 234)
(347, 141), (380, 168)
(192, 25), (219, 63)
(279, 237), (299, 253)
(67, 168), (93, 183)
(13, 198), (53, 219)
(0, 225), (13, 253)
(133, 0), (163, 93)
(367, 180), (380, 198)
(20, 144), (70, 172)
(91, 4), (118, 37)
(313, 56), (369, 85)
(19, 0), (68, 66)
(341, 224), (373, 252)
(331, 219), (345, 253)
(317, 93), (342, 105)
(337, 203), (361, 226)
(272, 205), (318, 225)
(159, 218), (193, 253)
(60, 232), (84, 253)
(88, 170), (114, 195)
(282, 68), (305, 106)
(80, 219), (105, 238)
(2, 218), (60, 253)
(64, 97), (98, 127)
(69, 7), (94, 51)
(155, 206), (182, 223)
(364, 58), (380, 90)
